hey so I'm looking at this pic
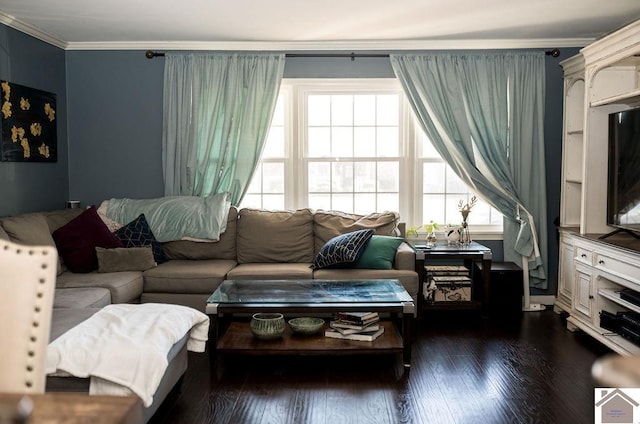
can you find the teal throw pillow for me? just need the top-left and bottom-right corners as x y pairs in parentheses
(311, 229), (374, 270)
(354, 235), (404, 270)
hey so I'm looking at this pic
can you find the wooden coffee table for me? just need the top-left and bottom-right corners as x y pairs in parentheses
(205, 279), (416, 367)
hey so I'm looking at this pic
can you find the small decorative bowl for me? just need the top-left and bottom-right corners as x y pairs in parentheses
(250, 313), (285, 340)
(288, 317), (325, 335)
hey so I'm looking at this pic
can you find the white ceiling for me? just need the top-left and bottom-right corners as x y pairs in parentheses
(0, 0), (640, 51)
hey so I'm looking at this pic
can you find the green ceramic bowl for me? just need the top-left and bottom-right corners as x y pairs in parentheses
(288, 317), (325, 335)
(250, 312), (285, 340)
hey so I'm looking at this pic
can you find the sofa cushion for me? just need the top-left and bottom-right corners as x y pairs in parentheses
(226, 263), (314, 280)
(43, 208), (84, 233)
(0, 212), (64, 275)
(161, 207), (238, 260)
(0, 213), (54, 246)
(52, 207), (124, 273)
(142, 259), (237, 294)
(96, 246), (157, 273)
(140, 293), (213, 313)
(237, 208), (314, 263)
(49, 308), (101, 342)
(313, 210), (400, 254)
(53, 287), (111, 309)
(354, 235), (404, 270)
(311, 229), (374, 270)
(55, 271), (143, 304)
(114, 214), (167, 264)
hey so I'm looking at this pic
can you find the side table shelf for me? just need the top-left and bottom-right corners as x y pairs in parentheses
(412, 241), (492, 315)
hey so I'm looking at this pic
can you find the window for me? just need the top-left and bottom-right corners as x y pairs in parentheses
(242, 87), (289, 210)
(418, 132), (503, 230)
(305, 92), (400, 214)
(241, 79), (503, 234)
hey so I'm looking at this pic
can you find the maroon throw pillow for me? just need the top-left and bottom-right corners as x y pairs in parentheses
(53, 206), (124, 273)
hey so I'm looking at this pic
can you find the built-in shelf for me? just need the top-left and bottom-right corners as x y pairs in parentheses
(568, 315), (640, 355)
(599, 288), (640, 314)
(601, 332), (640, 355)
(590, 88), (640, 107)
(558, 21), (640, 357)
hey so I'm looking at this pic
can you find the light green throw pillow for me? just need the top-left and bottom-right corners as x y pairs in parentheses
(354, 235), (404, 270)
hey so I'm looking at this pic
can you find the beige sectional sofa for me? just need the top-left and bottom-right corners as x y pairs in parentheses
(0, 204), (417, 422)
(150, 207), (418, 311)
(0, 205), (418, 314)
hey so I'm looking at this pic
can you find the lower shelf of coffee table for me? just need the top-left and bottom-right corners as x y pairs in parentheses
(216, 321), (403, 355)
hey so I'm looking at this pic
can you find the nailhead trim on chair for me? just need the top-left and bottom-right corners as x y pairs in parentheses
(4, 242), (53, 391)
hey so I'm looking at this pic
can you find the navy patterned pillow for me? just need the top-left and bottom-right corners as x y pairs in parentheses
(311, 229), (374, 270)
(114, 214), (168, 264)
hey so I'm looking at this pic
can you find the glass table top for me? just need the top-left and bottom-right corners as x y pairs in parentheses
(207, 279), (413, 305)
(411, 241), (492, 260)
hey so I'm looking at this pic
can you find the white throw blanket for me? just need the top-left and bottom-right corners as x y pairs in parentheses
(103, 193), (231, 242)
(46, 303), (209, 407)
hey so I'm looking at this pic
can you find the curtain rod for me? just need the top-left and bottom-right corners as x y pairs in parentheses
(145, 49), (561, 60)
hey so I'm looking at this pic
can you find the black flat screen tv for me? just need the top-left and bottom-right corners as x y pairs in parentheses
(605, 107), (640, 238)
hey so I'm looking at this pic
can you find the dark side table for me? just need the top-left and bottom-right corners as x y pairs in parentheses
(413, 241), (492, 315)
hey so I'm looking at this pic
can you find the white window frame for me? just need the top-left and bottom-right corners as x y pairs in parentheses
(245, 78), (503, 238)
(293, 79), (408, 217)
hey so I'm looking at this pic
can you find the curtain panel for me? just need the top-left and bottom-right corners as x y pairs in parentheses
(162, 52), (285, 205)
(390, 52), (548, 290)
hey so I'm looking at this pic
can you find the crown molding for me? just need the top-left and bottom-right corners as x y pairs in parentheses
(560, 53), (585, 76)
(581, 19), (640, 67)
(0, 11), (67, 49)
(0, 11), (593, 52)
(65, 38), (593, 52)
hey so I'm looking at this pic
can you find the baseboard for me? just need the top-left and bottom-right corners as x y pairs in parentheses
(531, 295), (555, 306)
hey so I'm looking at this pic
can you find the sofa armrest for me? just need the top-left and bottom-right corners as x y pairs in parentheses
(394, 242), (415, 271)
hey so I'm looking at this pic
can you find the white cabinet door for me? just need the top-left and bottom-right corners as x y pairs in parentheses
(574, 263), (595, 320)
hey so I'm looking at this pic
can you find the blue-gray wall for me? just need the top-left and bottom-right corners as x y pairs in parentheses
(0, 26), (68, 216)
(66, 51), (165, 206)
(0, 22), (575, 295)
(539, 47), (580, 296)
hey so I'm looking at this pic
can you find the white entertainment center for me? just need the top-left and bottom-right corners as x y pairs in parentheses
(554, 19), (640, 355)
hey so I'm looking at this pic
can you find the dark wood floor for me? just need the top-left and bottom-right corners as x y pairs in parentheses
(149, 309), (611, 424)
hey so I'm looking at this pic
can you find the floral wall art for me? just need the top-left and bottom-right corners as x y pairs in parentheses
(1, 81), (57, 162)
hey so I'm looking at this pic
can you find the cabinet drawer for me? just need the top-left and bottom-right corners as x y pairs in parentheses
(595, 253), (640, 286)
(575, 247), (593, 265)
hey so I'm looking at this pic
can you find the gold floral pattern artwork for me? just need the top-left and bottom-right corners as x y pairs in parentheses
(1, 81), (56, 162)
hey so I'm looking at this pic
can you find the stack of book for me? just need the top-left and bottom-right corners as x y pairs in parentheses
(324, 311), (384, 341)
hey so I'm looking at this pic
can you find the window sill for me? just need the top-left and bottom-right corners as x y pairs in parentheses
(405, 232), (503, 243)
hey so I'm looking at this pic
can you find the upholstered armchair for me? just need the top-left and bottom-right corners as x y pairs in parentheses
(592, 354), (640, 387)
(0, 239), (58, 393)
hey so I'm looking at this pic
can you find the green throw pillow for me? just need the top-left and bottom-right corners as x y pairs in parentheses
(354, 235), (404, 270)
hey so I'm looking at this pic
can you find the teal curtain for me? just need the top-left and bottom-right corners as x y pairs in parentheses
(162, 52), (285, 205)
(390, 52), (548, 289)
